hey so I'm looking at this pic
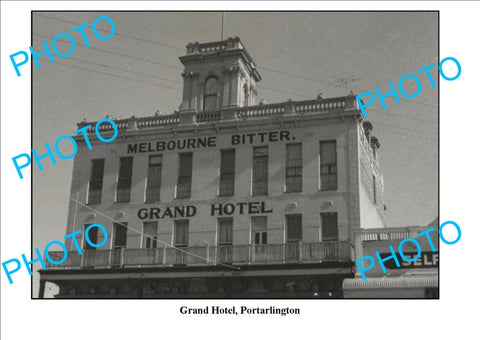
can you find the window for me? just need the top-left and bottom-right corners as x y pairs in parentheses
(251, 216), (267, 245)
(218, 218), (233, 246)
(203, 76), (219, 111)
(252, 146), (268, 196)
(174, 220), (189, 265)
(286, 215), (302, 242)
(87, 159), (104, 204)
(145, 155), (162, 203)
(373, 175), (377, 204)
(285, 143), (302, 192)
(142, 222), (158, 248)
(320, 141), (337, 190)
(252, 216), (267, 261)
(116, 157), (133, 203)
(321, 213), (338, 241)
(219, 149), (235, 196)
(112, 223), (127, 267)
(218, 218), (233, 263)
(177, 153), (192, 199)
(83, 224), (98, 250)
(113, 223), (128, 249)
(174, 220), (189, 247)
(82, 224), (98, 267)
(286, 215), (302, 261)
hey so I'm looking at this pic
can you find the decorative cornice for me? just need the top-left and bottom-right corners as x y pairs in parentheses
(181, 71), (200, 79)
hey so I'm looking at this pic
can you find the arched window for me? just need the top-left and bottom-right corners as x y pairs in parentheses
(203, 76), (219, 111)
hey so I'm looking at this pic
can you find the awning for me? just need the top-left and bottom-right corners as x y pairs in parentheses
(343, 274), (438, 290)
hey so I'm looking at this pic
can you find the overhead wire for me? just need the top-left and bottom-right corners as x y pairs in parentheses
(33, 32), (183, 71)
(33, 13), (184, 51)
(56, 54), (182, 85)
(37, 57), (182, 91)
(32, 15), (437, 141)
(34, 13), (438, 110)
(37, 55), (437, 141)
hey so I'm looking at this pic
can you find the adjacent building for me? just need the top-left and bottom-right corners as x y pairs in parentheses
(343, 218), (439, 298)
(38, 37), (386, 298)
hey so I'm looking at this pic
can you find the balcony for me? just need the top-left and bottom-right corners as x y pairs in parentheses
(45, 241), (353, 269)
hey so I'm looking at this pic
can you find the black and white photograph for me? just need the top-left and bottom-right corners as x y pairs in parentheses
(31, 11), (438, 299)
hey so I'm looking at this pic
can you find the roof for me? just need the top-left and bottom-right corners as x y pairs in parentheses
(342, 274), (438, 290)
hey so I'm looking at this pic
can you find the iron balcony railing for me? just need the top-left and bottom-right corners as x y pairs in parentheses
(252, 181), (268, 196)
(86, 188), (102, 204)
(76, 96), (358, 133)
(145, 187), (160, 203)
(219, 179), (234, 196)
(176, 183), (191, 199)
(285, 176), (302, 193)
(320, 174), (337, 190)
(45, 241), (353, 269)
(362, 227), (413, 242)
(115, 186), (131, 203)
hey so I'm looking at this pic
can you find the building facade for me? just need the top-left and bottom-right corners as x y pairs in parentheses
(39, 37), (386, 298)
(343, 219), (439, 298)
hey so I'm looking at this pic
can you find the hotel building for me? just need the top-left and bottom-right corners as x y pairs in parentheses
(39, 37), (386, 298)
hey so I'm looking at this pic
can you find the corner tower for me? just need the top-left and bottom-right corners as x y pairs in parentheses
(178, 37), (262, 113)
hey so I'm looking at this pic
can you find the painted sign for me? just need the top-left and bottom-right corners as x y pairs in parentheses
(137, 201), (273, 220)
(380, 251), (439, 269)
(126, 130), (294, 154)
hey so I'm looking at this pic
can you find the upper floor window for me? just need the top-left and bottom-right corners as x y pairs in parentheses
(142, 221), (158, 248)
(218, 218), (233, 246)
(321, 213), (338, 242)
(82, 224), (98, 268)
(113, 223), (127, 247)
(87, 159), (104, 204)
(177, 153), (192, 199)
(83, 224), (98, 251)
(286, 215), (302, 243)
(174, 220), (189, 248)
(217, 218), (233, 263)
(173, 220), (189, 265)
(219, 149), (235, 196)
(145, 155), (162, 203)
(116, 157), (133, 203)
(252, 146), (268, 196)
(112, 223), (128, 267)
(251, 216), (267, 245)
(285, 143), (302, 192)
(320, 141), (337, 190)
(286, 214), (302, 261)
(204, 76), (219, 111)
